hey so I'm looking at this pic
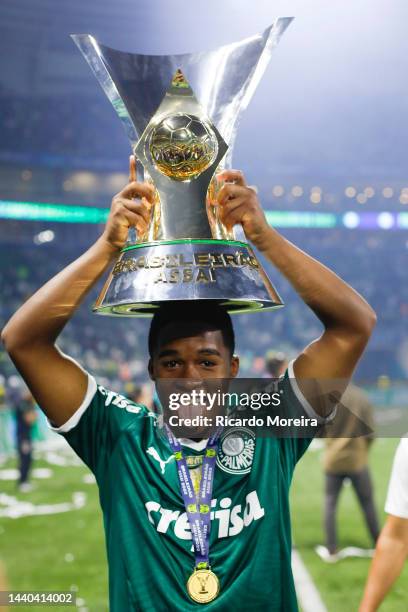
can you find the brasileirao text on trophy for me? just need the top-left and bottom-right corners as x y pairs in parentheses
(72, 18), (293, 317)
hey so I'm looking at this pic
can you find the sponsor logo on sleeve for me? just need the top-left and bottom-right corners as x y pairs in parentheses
(98, 386), (142, 413)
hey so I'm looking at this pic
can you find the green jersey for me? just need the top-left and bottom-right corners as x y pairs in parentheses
(52, 365), (322, 611)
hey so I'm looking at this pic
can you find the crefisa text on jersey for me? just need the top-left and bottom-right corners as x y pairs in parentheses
(167, 414), (318, 427)
(146, 490), (265, 541)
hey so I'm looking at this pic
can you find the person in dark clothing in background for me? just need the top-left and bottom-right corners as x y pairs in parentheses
(265, 350), (288, 378)
(316, 383), (380, 562)
(15, 389), (37, 492)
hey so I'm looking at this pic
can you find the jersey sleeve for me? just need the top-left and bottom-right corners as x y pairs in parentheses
(277, 359), (337, 475)
(47, 372), (147, 478)
(385, 438), (408, 519)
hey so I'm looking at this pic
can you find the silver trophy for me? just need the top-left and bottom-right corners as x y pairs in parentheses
(72, 18), (293, 316)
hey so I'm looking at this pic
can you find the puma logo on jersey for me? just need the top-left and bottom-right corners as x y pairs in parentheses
(146, 447), (175, 474)
(145, 490), (265, 540)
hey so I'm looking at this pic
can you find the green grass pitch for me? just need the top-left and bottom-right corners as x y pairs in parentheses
(0, 437), (407, 611)
(291, 437), (408, 611)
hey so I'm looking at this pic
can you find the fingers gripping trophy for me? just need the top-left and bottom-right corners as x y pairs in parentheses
(73, 19), (292, 604)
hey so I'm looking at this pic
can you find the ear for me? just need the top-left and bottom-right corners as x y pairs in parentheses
(230, 354), (239, 378)
(148, 358), (155, 381)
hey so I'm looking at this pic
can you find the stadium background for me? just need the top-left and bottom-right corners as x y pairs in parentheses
(0, 0), (407, 610)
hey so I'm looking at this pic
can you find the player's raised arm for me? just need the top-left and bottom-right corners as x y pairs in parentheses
(1, 157), (154, 427)
(216, 169), (376, 411)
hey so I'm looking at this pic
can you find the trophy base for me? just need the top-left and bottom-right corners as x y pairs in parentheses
(93, 239), (283, 316)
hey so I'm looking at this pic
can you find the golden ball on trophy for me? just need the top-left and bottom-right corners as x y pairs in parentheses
(148, 113), (218, 180)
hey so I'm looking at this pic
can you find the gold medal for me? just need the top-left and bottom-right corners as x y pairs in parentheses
(187, 568), (220, 604)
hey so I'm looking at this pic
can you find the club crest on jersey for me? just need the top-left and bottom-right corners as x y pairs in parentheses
(217, 427), (255, 474)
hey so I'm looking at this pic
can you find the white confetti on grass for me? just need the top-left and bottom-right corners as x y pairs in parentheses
(44, 451), (82, 467)
(32, 468), (53, 478)
(0, 491), (87, 519)
(0, 467), (53, 480)
(0, 469), (19, 480)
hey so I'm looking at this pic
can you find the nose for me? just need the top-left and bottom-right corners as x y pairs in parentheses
(175, 363), (203, 389)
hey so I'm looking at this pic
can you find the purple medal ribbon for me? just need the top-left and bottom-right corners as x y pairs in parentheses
(165, 424), (221, 568)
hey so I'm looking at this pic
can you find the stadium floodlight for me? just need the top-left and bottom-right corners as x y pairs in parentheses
(342, 211), (360, 229)
(34, 230), (55, 244)
(377, 212), (395, 230)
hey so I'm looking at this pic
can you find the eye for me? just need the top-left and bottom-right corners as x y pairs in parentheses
(200, 360), (216, 368)
(162, 360), (180, 369)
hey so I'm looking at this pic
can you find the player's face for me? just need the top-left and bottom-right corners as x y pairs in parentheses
(149, 330), (239, 380)
(149, 330), (239, 437)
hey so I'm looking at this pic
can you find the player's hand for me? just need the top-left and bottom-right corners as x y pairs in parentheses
(215, 169), (270, 248)
(101, 155), (155, 252)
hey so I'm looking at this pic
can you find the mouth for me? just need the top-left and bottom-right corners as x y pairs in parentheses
(177, 403), (209, 420)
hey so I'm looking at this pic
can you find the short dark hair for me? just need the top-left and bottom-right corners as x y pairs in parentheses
(148, 302), (235, 357)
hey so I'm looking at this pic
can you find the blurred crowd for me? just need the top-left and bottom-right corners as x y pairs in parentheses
(0, 94), (125, 161)
(0, 244), (147, 392)
(0, 226), (407, 395)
